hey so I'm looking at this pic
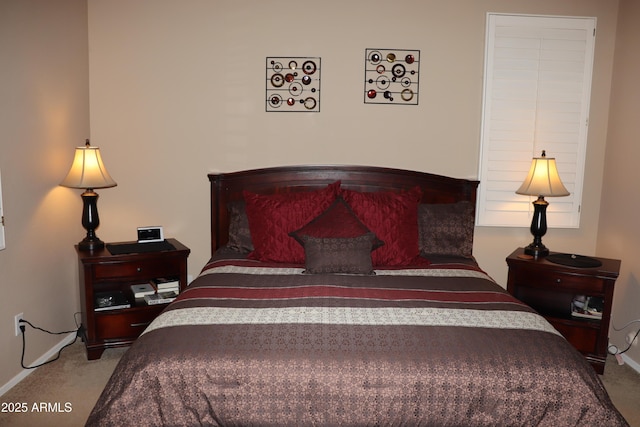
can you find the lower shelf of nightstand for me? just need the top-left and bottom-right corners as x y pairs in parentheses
(83, 304), (169, 360)
(84, 337), (134, 361)
(544, 316), (605, 374)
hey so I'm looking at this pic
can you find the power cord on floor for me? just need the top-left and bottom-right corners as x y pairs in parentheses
(608, 319), (640, 357)
(19, 316), (82, 370)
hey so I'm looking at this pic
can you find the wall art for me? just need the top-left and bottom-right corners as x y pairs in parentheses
(266, 57), (321, 112)
(364, 48), (420, 105)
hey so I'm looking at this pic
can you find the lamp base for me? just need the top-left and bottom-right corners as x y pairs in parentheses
(78, 236), (105, 252)
(523, 196), (550, 258)
(77, 189), (104, 252)
(523, 242), (549, 258)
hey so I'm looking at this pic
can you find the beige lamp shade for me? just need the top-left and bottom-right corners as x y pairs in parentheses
(60, 141), (117, 190)
(516, 151), (569, 197)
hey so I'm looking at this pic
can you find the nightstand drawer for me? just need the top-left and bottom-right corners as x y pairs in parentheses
(511, 286), (572, 317)
(93, 258), (182, 281)
(551, 321), (598, 354)
(510, 269), (604, 293)
(94, 308), (163, 339)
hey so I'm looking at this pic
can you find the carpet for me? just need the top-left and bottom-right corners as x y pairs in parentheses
(0, 342), (126, 427)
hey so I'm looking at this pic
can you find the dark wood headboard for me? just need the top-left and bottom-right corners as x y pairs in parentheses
(208, 165), (479, 256)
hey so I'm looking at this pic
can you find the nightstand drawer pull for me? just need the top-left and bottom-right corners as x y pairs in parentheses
(130, 321), (151, 328)
(137, 267), (142, 272)
(556, 278), (562, 283)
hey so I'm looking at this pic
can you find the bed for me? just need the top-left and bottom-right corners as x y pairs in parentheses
(86, 165), (628, 426)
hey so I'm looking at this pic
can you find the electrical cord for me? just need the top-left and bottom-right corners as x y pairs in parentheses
(19, 318), (82, 370)
(612, 319), (640, 331)
(608, 327), (640, 356)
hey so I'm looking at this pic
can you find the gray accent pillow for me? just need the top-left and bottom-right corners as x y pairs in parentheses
(300, 233), (378, 275)
(418, 201), (474, 257)
(227, 200), (254, 253)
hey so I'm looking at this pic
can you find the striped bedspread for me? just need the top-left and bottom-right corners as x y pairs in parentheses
(87, 255), (628, 427)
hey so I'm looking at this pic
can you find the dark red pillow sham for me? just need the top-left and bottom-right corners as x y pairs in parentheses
(340, 186), (422, 266)
(289, 196), (384, 248)
(243, 181), (340, 263)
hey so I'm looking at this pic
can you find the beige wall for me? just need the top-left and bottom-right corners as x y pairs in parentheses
(0, 0), (89, 388)
(598, 0), (640, 367)
(87, 0), (623, 355)
(2, 0), (637, 393)
(88, 0), (619, 283)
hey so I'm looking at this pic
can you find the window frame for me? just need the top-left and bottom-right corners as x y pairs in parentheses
(477, 13), (596, 228)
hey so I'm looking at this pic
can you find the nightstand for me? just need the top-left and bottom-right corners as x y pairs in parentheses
(506, 248), (620, 374)
(76, 238), (190, 360)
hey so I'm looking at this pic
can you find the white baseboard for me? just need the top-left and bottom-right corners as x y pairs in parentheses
(0, 332), (77, 397)
(621, 353), (640, 373)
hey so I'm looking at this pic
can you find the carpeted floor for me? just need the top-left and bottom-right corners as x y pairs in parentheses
(602, 358), (640, 426)
(0, 341), (127, 427)
(0, 340), (638, 426)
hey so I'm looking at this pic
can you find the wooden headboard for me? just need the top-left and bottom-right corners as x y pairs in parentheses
(208, 165), (479, 256)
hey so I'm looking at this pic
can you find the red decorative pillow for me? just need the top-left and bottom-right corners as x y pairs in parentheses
(289, 196), (384, 248)
(243, 182), (340, 263)
(340, 186), (422, 266)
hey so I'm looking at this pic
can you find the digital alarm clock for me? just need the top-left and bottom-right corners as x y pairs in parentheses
(137, 226), (164, 243)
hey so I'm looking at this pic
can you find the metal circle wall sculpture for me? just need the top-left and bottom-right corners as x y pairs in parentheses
(266, 57), (321, 112)
(364, 48), (420, 105)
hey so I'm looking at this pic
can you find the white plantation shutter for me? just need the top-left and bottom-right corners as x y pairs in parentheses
(477, 14), (596, 227)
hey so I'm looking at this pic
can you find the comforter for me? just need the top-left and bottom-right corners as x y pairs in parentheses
(86, 254), (628, 426)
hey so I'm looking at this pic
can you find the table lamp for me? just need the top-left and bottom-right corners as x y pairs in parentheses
(60, 139), (117, 251)
(516, 150), (569, 257)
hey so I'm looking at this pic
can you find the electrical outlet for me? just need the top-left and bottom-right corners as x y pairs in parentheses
(626, 332), (639, 347)
(14, 313), (23, 336)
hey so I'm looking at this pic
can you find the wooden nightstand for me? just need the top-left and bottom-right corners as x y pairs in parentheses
(506, 248), (620, 374)
(76, 238), (190, 360)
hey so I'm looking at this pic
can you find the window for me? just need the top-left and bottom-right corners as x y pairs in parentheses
(477, 13), (596, 227)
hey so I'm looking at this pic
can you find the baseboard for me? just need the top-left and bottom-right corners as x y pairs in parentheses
(621, 353), (640, 374)
(0, 332), (76, 397)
